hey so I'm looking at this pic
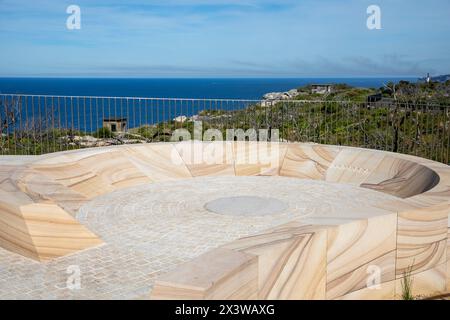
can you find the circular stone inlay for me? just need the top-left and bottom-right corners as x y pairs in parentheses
(205, 196), (288, 216)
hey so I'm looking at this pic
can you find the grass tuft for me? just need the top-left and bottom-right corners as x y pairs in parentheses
(401, 263), (415, 300)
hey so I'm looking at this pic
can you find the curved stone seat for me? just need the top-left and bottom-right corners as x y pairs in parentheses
(0, 142), (448, 299)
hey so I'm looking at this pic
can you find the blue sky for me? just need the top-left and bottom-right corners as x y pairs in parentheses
(0, 0), (449, 77)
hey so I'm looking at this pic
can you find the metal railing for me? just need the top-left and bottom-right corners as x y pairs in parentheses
(1, 94), (449, 164)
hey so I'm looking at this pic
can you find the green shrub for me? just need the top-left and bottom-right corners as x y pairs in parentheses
(94, 127), (114, 138)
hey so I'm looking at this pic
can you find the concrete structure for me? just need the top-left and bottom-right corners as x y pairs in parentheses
(0, 141), (448, 299)
(102, 118), (127, 133)
(367, 93), (383, 104)
(311, 84), (333, 94)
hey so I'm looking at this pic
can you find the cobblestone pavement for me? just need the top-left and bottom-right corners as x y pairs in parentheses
(0, 176), (398, 299)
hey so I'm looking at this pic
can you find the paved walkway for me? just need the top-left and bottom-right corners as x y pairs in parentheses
(0, 176), (398, 299)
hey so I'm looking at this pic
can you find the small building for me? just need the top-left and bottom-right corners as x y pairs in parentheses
(103, 118), (127, 133)
(311, 84), (333, 94)
(367, 93), (383, 103)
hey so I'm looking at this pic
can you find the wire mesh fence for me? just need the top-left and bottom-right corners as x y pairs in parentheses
(0, 94), (449, 164)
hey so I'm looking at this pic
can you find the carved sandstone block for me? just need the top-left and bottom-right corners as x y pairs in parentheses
(33, 162), (114, 198)
(325, 213), (397, 299)
(280, 144), (340, 180)
(336, 280), (396, 300)
(360, 157), (439, 198)
(395, 203), (448, 277)
(175, 141), (235, 177)
(222, 223), (327, 300)
(0, 201), (102, 261)
(76, 150), (151, 189)
(125, 144), (192, 181)
(234, 142), (288, 176)
(326, 149), (385, 185)
(327, 250), (396, 299)
(150, 248), (258, 300)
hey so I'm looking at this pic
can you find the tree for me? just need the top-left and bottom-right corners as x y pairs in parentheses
(0, 97), (21, 151)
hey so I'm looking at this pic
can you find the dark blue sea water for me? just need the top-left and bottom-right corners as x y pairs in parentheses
(0, 77), (416, 99)
(0, 77), (416, 133)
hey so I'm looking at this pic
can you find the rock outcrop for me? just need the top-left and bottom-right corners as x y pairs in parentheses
(263, 89), (298, 101)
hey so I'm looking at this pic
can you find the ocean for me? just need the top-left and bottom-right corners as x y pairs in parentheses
(0, 77), (416, 100)
(0, 77), (416, 132)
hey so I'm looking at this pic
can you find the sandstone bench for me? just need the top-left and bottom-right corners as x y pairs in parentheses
(0, 142), (448, 299)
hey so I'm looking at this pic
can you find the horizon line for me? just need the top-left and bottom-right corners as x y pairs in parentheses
(0, 75), (421, 79)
